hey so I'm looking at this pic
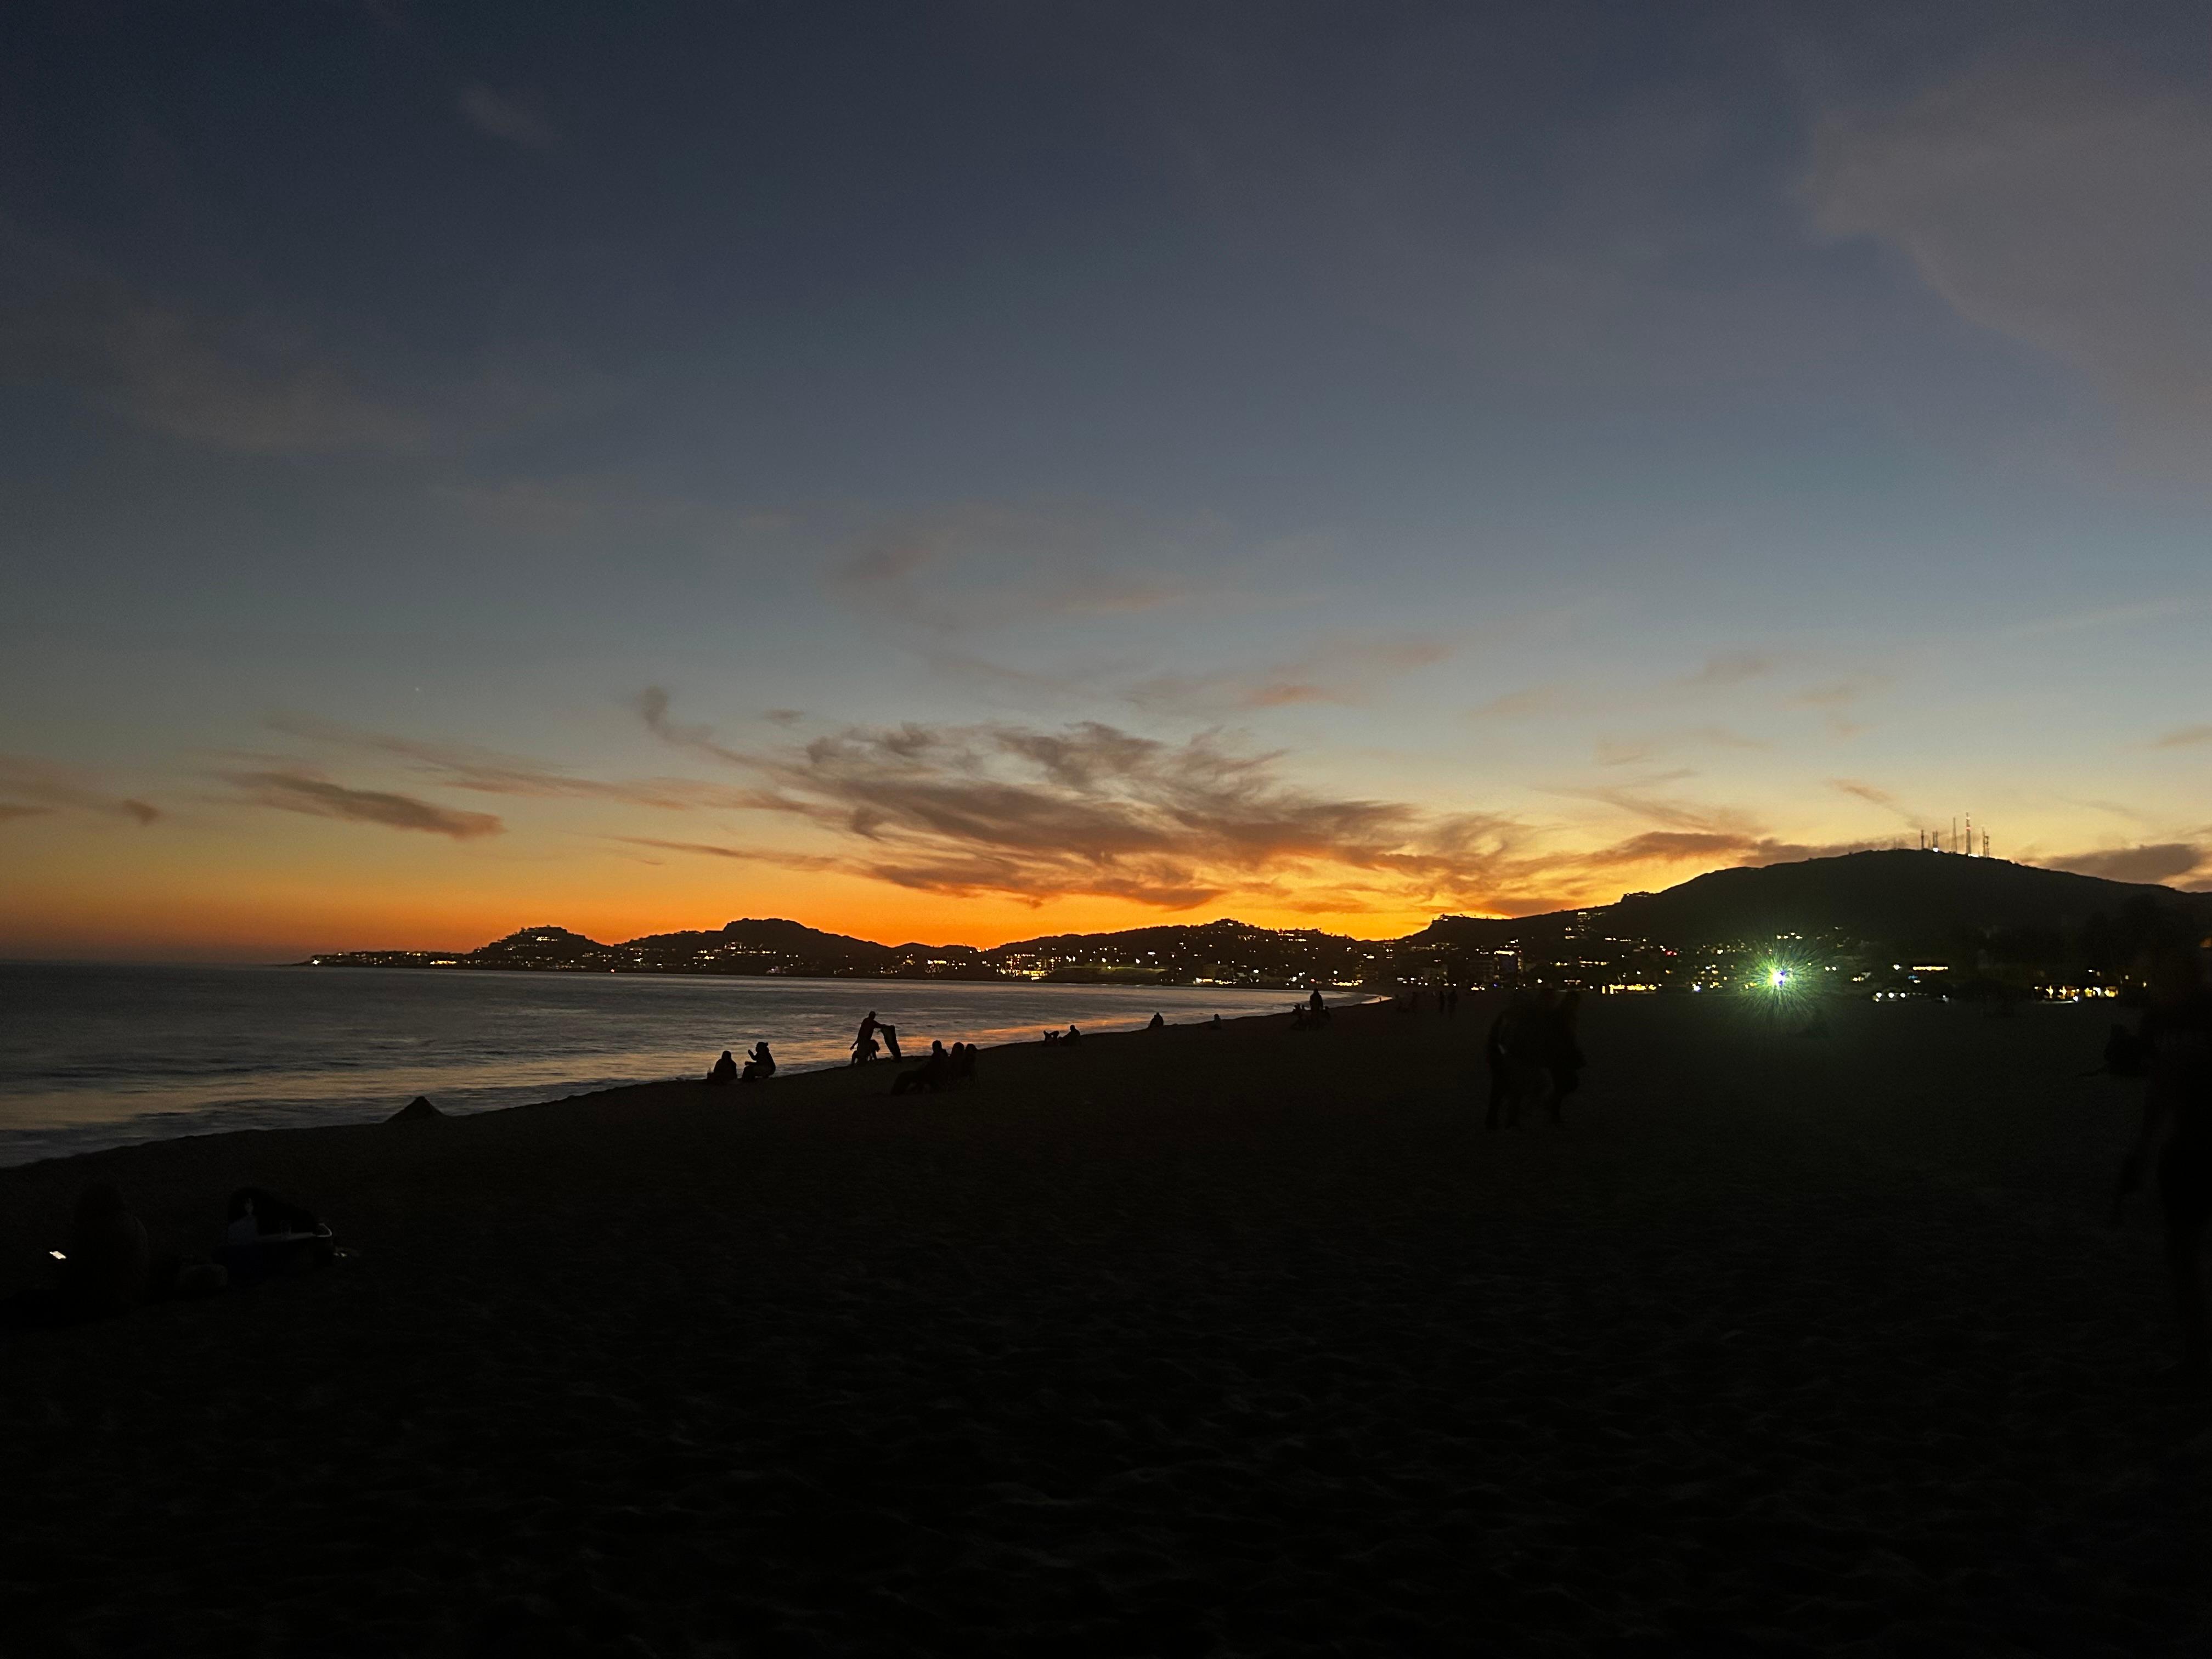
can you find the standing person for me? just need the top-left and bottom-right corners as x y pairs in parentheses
(1543, 991), (1585, 1123)
(1486, 991), (1546, 1130)
(2112, 946), (2212, 1379)
(1308, 988), (1325, 1019)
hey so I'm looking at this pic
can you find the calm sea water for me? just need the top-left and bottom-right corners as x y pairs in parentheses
(0, 964), (1307, 1167)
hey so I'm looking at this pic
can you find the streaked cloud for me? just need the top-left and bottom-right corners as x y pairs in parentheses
(0, 754), (158, 825)
(2154, 725), (2212, 749)
(1129, 633), (1453, 713)
(1831, 778), (1908, 818)
(633, 693), (1859, 915)
(828, 501), (1210, 633)
(608, 837), (843, 871)
(268, 713), (771, 810)
(0, 218), (590, 455)
(2049, 842), (2209, 885)
(1676, 650), (1771, 690)
(221, 771), (503, 839)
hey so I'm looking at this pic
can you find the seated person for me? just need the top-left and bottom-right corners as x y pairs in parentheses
(741, 1041), (775, 1081)
(218, 1187), (334, 1283)
(1148, 1012), (1165, 1030)
(1042, 1029), (1061, 1046)
(707, 1049), (739, 1085)
(950, 1042), (977, 1083)
(1062, 1025), (1082, 1047)
(890, 1042), (951, 1096)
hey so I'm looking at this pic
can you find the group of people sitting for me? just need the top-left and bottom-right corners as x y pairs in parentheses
(4, 1181), (337, 1329)
(1041, 1025), (1084, 1046)
(890, 1039), (979, 1094)
(1290, 989), (1332, 1030)
(706, 1042), (776, 1085)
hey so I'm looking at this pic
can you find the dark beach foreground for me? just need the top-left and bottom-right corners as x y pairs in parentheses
(3, 996), (2208, 1656)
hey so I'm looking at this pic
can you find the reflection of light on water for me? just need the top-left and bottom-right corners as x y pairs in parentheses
(0, 966), (1321, 1164)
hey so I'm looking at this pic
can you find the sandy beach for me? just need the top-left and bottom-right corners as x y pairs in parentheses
(4, 994), (2208, 1656)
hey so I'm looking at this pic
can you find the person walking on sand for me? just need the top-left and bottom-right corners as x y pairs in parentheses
(2111, 945), (2212, 1380)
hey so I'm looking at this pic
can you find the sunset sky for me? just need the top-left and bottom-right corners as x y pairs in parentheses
(4, 1), (2210, 961)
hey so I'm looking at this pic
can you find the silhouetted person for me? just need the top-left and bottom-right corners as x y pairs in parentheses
(1544, 990), (1585, 1121)
(1211, 1013), (1222, 1028)
(1148, 1011), (1165, 1030)
(1063, 1025), (1082, 1047)
(741, 1042), (775, 1081)
(891, 1042), (951, 1096)
(1308, 989), (1325, 1019)
(851, 1030), (881, 1065)
(221, 1187), (332, 1283)
(1486, 991), (1554, 1130)
(707, 1049), (738, 1085)
(61, 1183), (150, 1318)
(2112, 947), (2212, 1379)
(950, 1042), (977, 1082)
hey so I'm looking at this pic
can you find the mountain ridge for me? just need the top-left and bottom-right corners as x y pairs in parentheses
(304, 850), (2211, 985)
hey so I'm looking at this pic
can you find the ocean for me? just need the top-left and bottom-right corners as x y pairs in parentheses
(0, 963), (1308, 1167)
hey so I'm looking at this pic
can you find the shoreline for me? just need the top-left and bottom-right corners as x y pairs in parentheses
(0, 973), (1336, 1172)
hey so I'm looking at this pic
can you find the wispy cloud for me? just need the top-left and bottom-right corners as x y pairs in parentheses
(0, 754), (158, 825)
(1831, 777), (1911, 820)
(1808, 55), (2212, 455)
(633, 693), (1858, 916)
(1470, 685), (1575, 720)
(828, 501), (1211, 633)
(2154, 725), (2212, 749)
(1997, 599), (2190, 640)
(2049, 842), (2209, 885)
(608, 837), (843, 871)
(221, 771), (502, 839)
(269, 712), (770, 810)
(1128, 632), (1453, 713)
(458, 86), (557, 149)
(1675, 650), (1771, 690)
(0, 219), (586, 455)
(1594, 726), (1763, 766)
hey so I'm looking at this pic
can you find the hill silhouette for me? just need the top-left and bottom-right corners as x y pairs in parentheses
(309, 851), (2210, 981)
(1613, 850), (2212, 945)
